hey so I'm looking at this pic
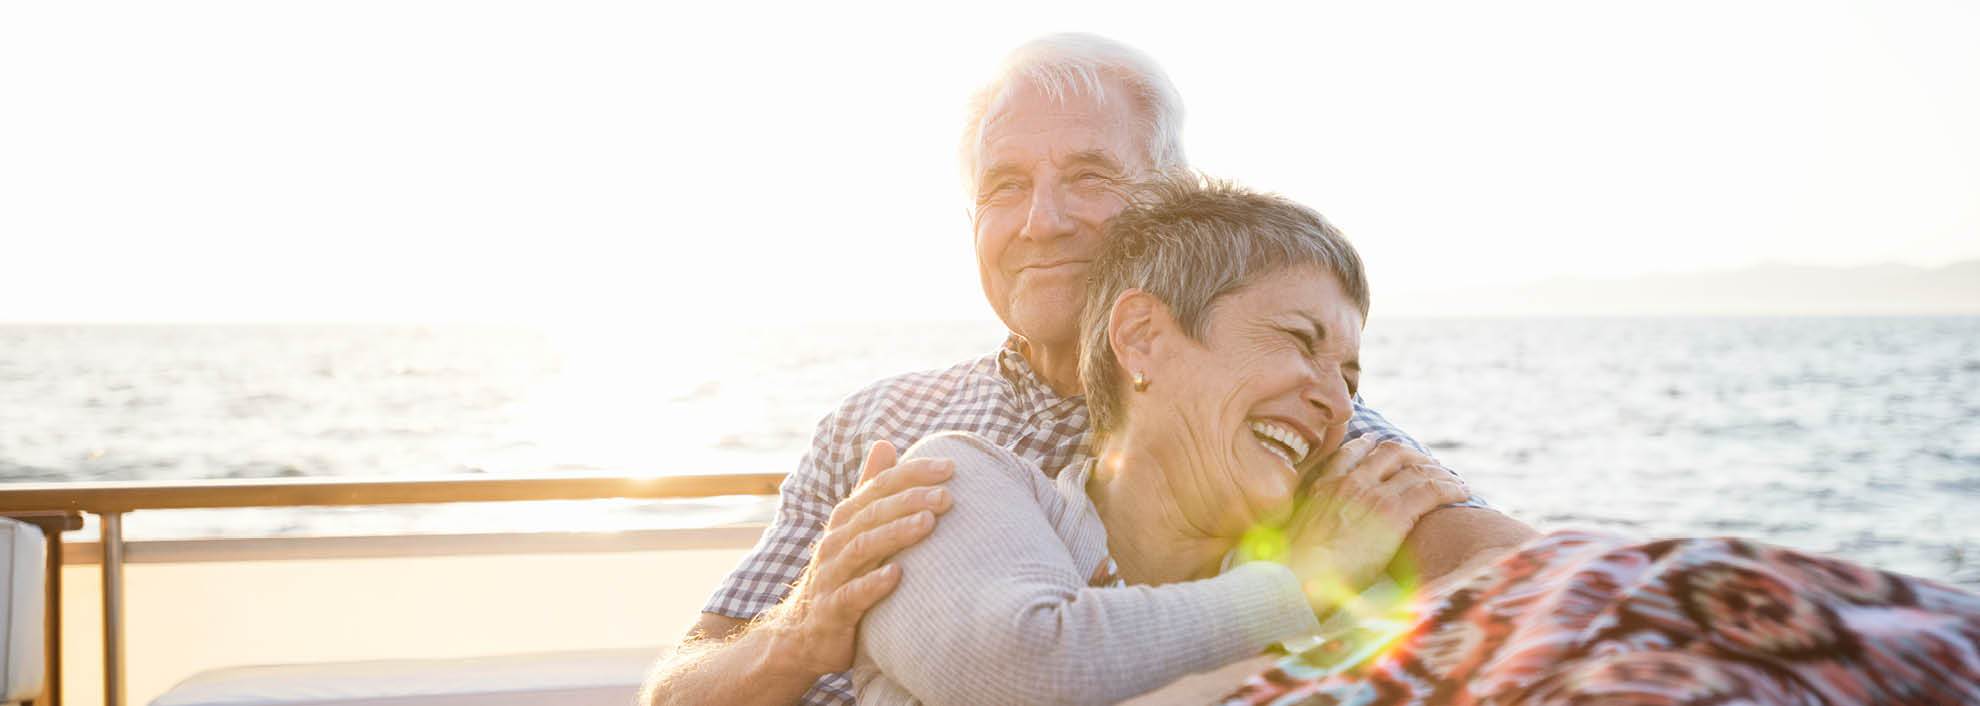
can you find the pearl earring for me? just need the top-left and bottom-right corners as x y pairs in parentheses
(1132, 370), (1149, 392)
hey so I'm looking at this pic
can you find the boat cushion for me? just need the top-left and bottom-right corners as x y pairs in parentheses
(149, 647), (661, 706)
(0, 518), (46, 705)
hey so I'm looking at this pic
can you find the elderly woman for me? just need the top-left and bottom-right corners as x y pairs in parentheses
(847, 175), (1468, 704)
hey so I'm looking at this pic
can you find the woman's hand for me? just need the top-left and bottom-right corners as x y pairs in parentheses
(1278, 437), (1468, 614)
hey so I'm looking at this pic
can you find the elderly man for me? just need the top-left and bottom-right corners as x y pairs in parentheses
(643, 34), (1536, 706)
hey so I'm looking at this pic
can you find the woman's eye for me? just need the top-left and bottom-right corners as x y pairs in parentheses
(1287, 329), (1316, 353)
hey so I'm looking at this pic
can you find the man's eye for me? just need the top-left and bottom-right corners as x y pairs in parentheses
(979, 182), (1021, 202)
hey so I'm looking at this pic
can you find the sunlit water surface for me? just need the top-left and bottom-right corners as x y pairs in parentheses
(2, 318), (1975, 587)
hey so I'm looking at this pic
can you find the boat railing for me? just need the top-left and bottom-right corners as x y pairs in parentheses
(0, 472), (786, 706)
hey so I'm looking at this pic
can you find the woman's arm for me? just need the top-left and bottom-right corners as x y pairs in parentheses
(1118, 655), (1279, 705)
(858, 433), (1321, 705)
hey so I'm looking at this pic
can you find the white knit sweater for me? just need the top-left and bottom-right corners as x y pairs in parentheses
(850, 432), (1322, 705)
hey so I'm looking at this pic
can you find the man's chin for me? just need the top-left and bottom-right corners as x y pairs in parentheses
(1002, 302), (1083, 348)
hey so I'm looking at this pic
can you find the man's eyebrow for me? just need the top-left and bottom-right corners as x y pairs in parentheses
(978, 162), (1024, 185)
(1061, 149), (1124, 171)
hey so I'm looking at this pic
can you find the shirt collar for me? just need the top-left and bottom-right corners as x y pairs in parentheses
(995, 335), (1084, 418)
(1055, 455), (1096, 502)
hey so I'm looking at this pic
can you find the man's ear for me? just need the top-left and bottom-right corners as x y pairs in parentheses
(1107, 289), (1177, 374)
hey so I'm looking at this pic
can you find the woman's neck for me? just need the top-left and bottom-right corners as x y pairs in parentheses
(1087, 432), (1234, 585)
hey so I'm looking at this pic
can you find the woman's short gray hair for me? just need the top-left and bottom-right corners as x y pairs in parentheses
(1079, 173), (1371, 436)
(960, 33), (1186, 194)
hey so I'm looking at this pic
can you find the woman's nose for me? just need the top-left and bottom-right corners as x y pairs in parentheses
(1305, 369), (1352, 427)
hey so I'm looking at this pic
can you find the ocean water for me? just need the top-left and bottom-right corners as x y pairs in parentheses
(2, 319), (1977, 587)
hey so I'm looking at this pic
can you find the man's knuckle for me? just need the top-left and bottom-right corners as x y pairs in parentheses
(828, 508), (856, 529)
(864, 496), (896, 524)
(849, 502), (881, 531)
(812, 530), (842, 558)
(845, 531), (874, 558)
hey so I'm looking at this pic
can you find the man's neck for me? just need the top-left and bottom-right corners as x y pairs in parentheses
(1015, 336), (1082, 398)
(1086, 435), (1231, 585)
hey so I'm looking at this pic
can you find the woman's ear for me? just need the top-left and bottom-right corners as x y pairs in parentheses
(1107, 289), (1177, 375)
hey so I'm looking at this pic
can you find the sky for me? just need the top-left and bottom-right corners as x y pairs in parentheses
(2, 0), (1976, 324)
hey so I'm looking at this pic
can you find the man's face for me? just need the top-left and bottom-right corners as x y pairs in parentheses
(970, 80), (1150, 349)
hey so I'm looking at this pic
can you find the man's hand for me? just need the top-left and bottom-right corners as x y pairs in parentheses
(644, 441), (956, 706)
(1279, 438), (1466, 612)
(767, 440), (956, 675)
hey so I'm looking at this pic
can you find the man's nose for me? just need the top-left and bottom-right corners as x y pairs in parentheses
(1020, 181), (1078, 241)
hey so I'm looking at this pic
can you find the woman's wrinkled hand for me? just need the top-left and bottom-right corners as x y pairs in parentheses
(1277, 437), (1468, 614)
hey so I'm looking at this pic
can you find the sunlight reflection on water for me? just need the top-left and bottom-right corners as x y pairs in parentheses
(2, 318), (1975, 586)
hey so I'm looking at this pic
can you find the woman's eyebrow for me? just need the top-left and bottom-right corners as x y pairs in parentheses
(1297, 313), (1328, 343)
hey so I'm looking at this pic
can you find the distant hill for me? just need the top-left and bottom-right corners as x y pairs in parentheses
(1382, 260), (1980, 317)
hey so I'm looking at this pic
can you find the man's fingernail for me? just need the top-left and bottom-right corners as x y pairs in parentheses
(914, 510), (933, 528)
(925, 487), (948, 504)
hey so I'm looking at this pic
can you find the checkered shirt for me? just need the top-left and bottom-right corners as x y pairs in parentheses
(702, 336), (1463, 706)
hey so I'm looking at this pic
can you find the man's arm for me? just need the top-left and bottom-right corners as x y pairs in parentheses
(1402, 506), (1538, 586)
(1345, 398), (1538, 583)
(643, 612), (847, 706)
(641, 441), (955, 706)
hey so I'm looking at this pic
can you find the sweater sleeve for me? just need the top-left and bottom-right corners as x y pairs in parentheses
(856, 432), (1321, 705)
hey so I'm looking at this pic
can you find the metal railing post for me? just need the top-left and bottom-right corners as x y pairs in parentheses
(44, 524), (66, 706)
(100, 512), (126, 706)
(5, 511), (82, 706)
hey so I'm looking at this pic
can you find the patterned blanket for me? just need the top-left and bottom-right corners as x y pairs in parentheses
(1220, 531), (1980, 705)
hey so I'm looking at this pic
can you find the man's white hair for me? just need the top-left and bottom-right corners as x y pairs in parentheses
(960, 33), (1187, 195)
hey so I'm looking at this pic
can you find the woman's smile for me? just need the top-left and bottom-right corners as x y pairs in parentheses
(1247, 418), (1313, 468)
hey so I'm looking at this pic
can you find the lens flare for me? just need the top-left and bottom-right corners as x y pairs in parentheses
(1236, 524), (1290, 564)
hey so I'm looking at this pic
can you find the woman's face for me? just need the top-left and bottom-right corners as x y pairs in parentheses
(1131, 265), (1362, 537)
